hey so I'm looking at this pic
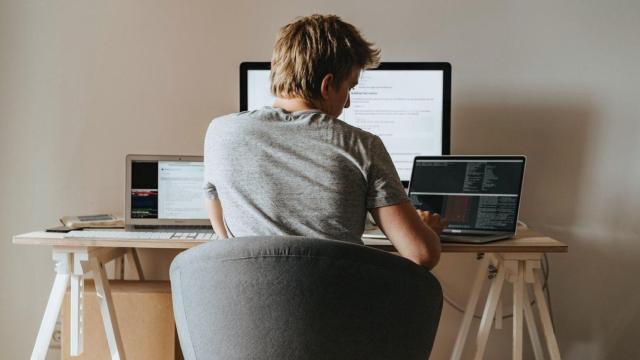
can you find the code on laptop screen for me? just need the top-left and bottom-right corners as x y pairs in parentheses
(409, 159), (524, 232)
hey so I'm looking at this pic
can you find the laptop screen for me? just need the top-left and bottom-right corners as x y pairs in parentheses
(408, 156), (525, 233)
(130, 160), (208, 220)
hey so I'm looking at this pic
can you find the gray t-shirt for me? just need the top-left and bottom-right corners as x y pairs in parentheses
(204, 107), (408, 244)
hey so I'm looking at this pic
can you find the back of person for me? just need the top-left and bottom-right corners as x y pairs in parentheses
(203, 14), (443, 270)
(204, 107), (406, 244)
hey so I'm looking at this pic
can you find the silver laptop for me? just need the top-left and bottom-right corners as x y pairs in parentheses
(125, 154), (212, 232)
(364, 155), (526, 243)
(409, 155), (526, 243)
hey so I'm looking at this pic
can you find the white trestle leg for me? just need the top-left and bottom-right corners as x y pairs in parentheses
(31, 252), (71, 360)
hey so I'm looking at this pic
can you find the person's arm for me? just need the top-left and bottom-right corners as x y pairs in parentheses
(205, 198), (228, 239)
(370, 201), (443, 270)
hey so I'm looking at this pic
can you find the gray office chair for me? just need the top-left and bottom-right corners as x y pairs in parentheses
(170, 236), (443, 360)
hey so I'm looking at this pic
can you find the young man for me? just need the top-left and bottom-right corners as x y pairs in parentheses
(204, 14), (445, 269)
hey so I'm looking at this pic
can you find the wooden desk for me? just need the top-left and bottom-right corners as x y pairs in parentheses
(15, 228), (567, 360)
(364, 227), (567, 254)
(14, 227), (567, 252)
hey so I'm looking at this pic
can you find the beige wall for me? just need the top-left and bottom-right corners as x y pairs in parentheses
(2, 1), (639, 359)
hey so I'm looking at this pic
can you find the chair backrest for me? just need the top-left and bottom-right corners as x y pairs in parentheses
(170, 236), (443, 360)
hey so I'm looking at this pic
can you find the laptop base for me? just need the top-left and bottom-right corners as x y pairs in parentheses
(440, 233), (512, 244)
(362, 228), (513, 244)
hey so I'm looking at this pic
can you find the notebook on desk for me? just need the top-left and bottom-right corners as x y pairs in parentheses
(363, 155), (526, 244)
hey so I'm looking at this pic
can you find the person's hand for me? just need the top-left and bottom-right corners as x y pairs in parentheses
(416, 210), (449, 235)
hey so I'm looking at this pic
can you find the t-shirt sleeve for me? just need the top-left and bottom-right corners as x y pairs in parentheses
(366, 136), (410, 209)
(203, 121), (219, 200)
(204, 181), (218, 200)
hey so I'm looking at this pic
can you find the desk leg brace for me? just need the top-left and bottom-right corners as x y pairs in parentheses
(450, 255), (490, 360)
(474, 258), (507, 360)
(125, 248), (145, 281)
(89, 256), (127, 360)
(533, 268), (561, 359)
(70, 252), (88, 356)
(31, 252), (71, 360)
(114, 256), (125, 280)
(512, 261), (525, 360)
(520, 260), (544, 360)
(523, 286), (544, 360)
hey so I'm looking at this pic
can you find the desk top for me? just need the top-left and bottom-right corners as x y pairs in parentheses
(13, 227), (567, 253)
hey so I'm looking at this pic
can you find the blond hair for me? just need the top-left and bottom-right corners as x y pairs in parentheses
(270, 14), (381, 101)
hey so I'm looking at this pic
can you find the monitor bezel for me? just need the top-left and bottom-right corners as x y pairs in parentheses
(408, 155), (527, 235)
(239, 61), (452, 160)
(125, 154), (211, 227)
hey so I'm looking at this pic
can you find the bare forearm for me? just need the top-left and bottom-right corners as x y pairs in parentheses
(371, 201), (441, 270)
(205, 198), (228, 239)
(397, 226), (441, 270)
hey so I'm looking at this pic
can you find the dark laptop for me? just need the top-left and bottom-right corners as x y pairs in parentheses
(407, 155), (526, 243)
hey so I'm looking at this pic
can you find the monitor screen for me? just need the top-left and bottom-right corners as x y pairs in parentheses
(130, 160), (208, 220)
(240, 62), (451, 183)
(408, 157), (525, 233)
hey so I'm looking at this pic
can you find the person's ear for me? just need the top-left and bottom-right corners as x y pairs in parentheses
(320, 73), (335, 100)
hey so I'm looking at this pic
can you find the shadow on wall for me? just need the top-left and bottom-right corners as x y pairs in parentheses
(548, 228), (640, 360)
(450, 98), (601, 358)
(452, 99), (593, 230)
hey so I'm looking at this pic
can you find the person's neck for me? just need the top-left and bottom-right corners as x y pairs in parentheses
(272, 97), (321, 113)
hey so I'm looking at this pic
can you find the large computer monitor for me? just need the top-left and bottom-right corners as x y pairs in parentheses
(240, 62), (451, 184)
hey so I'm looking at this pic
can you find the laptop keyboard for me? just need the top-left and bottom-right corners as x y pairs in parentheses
(132, 225), (213, 230)
(64, 230), (218, 240)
